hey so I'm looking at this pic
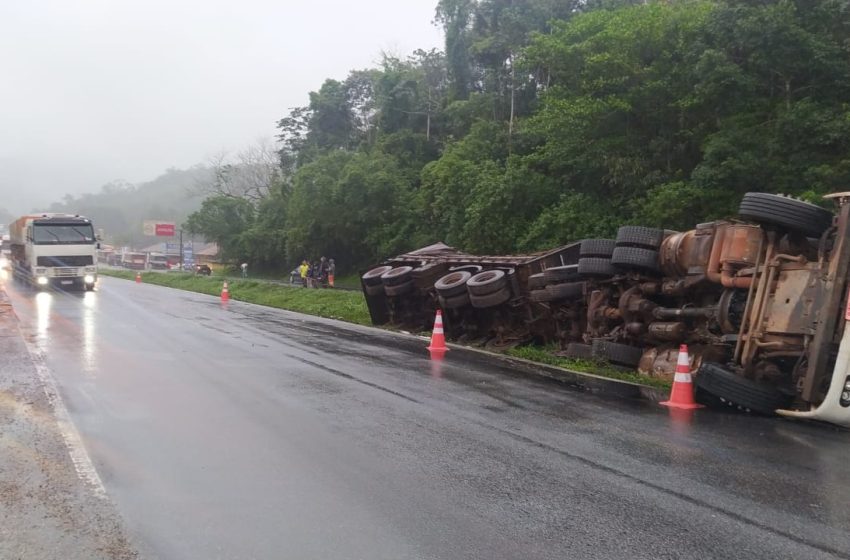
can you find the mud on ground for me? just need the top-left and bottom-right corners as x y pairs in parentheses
(0, 288), (138, 560)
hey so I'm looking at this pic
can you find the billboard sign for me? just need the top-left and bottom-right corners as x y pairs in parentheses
(143, 221), (176, 237)
(183, 242), (194, 265)
(156, 223), (176, 237)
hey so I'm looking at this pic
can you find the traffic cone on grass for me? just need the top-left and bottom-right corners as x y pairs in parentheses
(660, 344), (704, 410)
(427, 310), (448, 356)
(221, 281), (230, 302)
(135, 272), (141, 283)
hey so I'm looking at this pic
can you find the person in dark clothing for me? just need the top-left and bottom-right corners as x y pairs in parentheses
(305, 262), (315, 288)
(319, 257), (329, 287)
(311, 261), (321, 288)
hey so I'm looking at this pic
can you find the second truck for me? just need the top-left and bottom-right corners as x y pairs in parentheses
(8, 213), (99, 291)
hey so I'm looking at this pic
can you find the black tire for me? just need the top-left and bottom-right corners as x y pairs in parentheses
(412, 262), (447, 291)
(364, 283), (385, 296)
(578, 258), (617, 278)
(470, 287), (511, 308)
(695, 362), (792, 415)
(611, 246), (660, 274)
(580, 239), (616, 258)
(616, 226), (664, 249)
(738, 192), (833, 238)
(591, 339), (643, 367)
(381, 266), (414, 286)
(467, 270), (507, 296)
(562, 343), (593, 360)
(412, 262), (446, 279)
(527, 273), (546, 290)
(362, 266), (393, 286)
(529, 289), (553, 303)
(546, 281), (584, 301)
(384, 280), (414, 297)
(440, 292), (470, 309)
(543, 265), (579, 285)
(434, 271), (472, 297)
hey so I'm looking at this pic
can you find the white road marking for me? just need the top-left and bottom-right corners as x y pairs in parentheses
(20, 334), (108, 500)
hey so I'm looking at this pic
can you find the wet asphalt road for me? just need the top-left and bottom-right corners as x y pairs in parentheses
(4, 275), (850, 560)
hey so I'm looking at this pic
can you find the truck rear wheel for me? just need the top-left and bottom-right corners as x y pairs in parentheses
(591, 339), (643, 367)
(580, 239), (616, 258)
(578, 258), (617, 278)
(695, 362), (791, 415)
(611, 246), (661, 274)
(615, 226), (664, 249)
(738, 192), (833, 238)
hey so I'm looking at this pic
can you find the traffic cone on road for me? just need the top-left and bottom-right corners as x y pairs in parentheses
(427, 310), (448, 356)
(660, 344), (704, 410)
(135, 272), (141, 283)
(221, 281), (230, 302)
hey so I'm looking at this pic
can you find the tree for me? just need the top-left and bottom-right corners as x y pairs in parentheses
(195, 139), (281, 205)
(436, 0), (475, 100)
(185, 196), (255, 262)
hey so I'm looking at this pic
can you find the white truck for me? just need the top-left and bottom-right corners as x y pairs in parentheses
(0, 234), (10, 270)
(9, 213), (99, 291)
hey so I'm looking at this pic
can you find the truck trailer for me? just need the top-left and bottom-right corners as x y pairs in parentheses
(360, 192), (850, 428)
(9, 213), (99, 291)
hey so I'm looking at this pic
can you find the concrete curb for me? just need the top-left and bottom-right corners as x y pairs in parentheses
(446, 342), (670, 402)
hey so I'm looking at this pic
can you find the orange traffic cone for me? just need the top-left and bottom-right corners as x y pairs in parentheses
(427, 310), (448, 355)
(135, 272), (141, 283)
(221, 281), (230, 302)
(660, 344), (704, 410)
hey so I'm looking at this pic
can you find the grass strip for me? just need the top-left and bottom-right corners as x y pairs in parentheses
(101, 269), (669, 390)
(99, 269), (371, 325)
(507, 344), (672, 390)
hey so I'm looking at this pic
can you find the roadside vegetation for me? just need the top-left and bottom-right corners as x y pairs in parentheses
(507, 345), (672, 391)
(99, 270), (372, 325)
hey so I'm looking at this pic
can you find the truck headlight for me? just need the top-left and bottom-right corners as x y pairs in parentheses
(0, 257), (7, 268)
(37, 276), (49, 285)
(84, 275), (95, 284)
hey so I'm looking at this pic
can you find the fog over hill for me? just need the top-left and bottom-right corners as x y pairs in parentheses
(42, 167), (210, 248)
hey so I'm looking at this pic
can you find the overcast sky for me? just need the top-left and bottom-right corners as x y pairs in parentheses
(0, 0), (443, 214)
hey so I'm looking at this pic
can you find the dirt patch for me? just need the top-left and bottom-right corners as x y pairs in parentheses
(0, 286), (139, 560)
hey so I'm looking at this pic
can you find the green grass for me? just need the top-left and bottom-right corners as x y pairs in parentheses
(506, 344), (672, 390)
(99, 269), (371, 325)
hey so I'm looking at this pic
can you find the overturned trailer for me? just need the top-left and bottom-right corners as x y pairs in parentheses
(362, 192), (850, 427)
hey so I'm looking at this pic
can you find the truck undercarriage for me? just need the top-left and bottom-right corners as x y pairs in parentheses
(361, 192), (850, 426)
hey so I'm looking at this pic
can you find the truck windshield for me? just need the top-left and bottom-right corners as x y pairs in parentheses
(33, 224), (95, 245)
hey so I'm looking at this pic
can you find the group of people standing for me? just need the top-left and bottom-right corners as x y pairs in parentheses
(299, 257), (335, 288)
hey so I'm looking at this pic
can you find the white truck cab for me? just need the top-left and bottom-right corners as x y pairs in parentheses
(9, 213), (99, 291)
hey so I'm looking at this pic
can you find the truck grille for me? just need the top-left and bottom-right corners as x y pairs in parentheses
(37, 255), (93, 266)
(54, 268), (80, 277)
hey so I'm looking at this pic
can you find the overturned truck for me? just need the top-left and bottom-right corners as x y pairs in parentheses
(361, 192), (850, 427)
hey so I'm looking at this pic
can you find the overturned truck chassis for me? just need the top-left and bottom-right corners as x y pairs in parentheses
(362, 192), (850, 424)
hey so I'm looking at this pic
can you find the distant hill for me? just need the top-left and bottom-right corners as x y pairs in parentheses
(46, 166), (210, 248)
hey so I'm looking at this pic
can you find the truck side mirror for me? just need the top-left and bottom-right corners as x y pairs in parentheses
(96, 242), (101, 250)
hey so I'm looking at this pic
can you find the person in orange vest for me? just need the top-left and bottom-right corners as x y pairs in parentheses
(328, 258), (336, 288)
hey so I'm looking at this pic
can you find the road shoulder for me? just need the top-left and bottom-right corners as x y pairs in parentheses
(0, 286), (138, 560)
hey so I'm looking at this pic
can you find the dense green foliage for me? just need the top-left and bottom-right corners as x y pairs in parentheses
(187, 0), (850, 272)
